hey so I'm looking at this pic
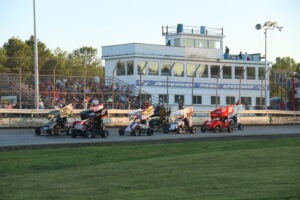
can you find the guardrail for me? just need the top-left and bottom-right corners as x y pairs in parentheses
(0, 109), (300, 128)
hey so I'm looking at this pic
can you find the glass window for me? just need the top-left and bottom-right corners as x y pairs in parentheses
(182, 38), (194, 48)
(174, 38), (180, 47)
(127, 61), (134, 75)
(116, 61), (125, 76)
(198, 64), (208, 78)
(175, 95), (184, 104)
(174, 63), (184, 77)
(148, 61), (158, 75)
(159, 94), (168, 103)
(226, 96), (235, 105)
(247, 67), (255, 80)
(223, 66), (232, 79)
(241, 97), (252, 105)
(193, 96), (202, 104)
(209, 40), (221, 49)
(235, 67), (244, 79)
(195, 39), (208, 48)
(186, 63), (196, 77)
(258, 67), (265, 80)
(256, 97), (264, 109)
(137, 61), (146, 75)
(211, 96), (220, 105)
(161, 62), (171, 76)
(211, 65), (220, 78)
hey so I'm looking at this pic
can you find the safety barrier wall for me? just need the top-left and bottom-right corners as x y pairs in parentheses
(0, 109), (300, 128)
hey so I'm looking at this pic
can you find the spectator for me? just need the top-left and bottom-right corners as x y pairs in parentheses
(92, 97), (99, 106)
(39, 99), (44, 109)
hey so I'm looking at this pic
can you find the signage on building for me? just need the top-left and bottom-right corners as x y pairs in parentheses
(136, 80), (264, 90)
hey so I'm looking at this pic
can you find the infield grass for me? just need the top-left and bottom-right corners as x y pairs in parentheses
(0, 137), (299, 200)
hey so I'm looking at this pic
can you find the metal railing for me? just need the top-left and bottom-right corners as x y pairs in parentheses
(0, 73), (159, 110)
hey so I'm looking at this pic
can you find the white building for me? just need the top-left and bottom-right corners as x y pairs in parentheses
(102, 24), (268, 110)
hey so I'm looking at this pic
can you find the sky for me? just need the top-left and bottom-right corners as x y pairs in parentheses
(1, 0), (300, 64)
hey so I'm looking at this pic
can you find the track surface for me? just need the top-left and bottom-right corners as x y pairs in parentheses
(0, 125), (299, 148)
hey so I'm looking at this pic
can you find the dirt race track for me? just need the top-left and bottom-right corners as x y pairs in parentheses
(0, 125), (300, 149)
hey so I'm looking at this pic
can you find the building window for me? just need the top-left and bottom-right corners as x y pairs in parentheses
(256, 97), (265, 109)
(186, 63), (196, 77)
(211, 96), (220, 105)
(198, 64), (208, 78)
(209, 40), (221, 49)
(159, 94), (168, 103)
(226, 96), (235, 105)
(193, 96), (202, 104)
(161, 62), (171, 76)
(116, 61), (125, 76)
(127, 61), (134, 75)
(247, 67), (255, 80)
(174, 38), (180, 47)
(235, 66), (244, 79)
(223, 65), (232, 79)
(148, 61), (158, 75)
(175, 95), (184, 104)
(137, 61), (146, 75)
(183, 38), (194, 48)
(258, 67), (265, 80)
(195, 39), (208, 48)
(211, 65), (220, 78)
(174, 63), (184, 77)
(241, 97), (251, 105)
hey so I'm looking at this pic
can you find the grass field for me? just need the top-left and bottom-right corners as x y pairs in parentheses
(0, 137), (300, 200)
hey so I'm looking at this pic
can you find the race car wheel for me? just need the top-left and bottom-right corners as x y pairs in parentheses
(238, 124), (244, 130)
(49, 129), (55, 136)
(133, 128), (141, 136)
(35, 128), (41, 135)
(213, 126), (220, 133)
(119, 127), (125, 136)
(71, 130), (77, 138)
(66, 127), (72, 135)
(147, 129), (154, 136)
(190, 127), (196, 134)
(227, 125), (233, 133)
(178, 127), (185, 134)
(84, 129), (95, 138)
(101, 130), (109, 138)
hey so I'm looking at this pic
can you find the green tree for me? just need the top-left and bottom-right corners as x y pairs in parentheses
(3, 37), (32, 74)
(270, 57), (300, 99)
(25, 36), (53, 75)
(0, 47), (9, 73)
(52, 47), (69, 76)
(272, 57), (298, 75)
(70, 46), (104, 77)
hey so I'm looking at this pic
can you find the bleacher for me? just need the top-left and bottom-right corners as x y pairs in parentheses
(0, 73), (159, 109)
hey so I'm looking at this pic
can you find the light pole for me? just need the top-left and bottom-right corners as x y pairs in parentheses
(33, 0), (39, 109)
(83, 51), (88, 105)
(52, 61), (58, 108)
(238, 68), (246, 104)
(215, 65), (223, 108)
(291, 72), (296, 111)
(19, 65), (22, 109)
(192, 64), (201, 105)
(255, 21), (282, 109)
(111, 61), (119, 109)
(139, 62), (148, 108)
(166, 63), (175, 106)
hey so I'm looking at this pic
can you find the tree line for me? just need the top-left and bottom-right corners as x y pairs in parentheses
(0, 36), (104, 77)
